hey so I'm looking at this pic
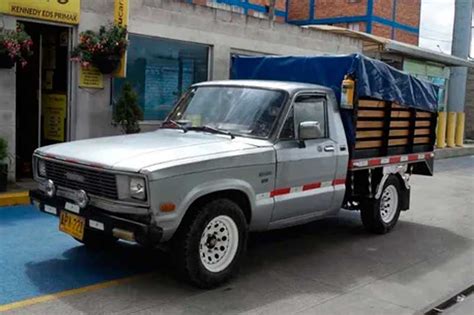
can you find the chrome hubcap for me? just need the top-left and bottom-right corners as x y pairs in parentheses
(380, 185), (398, 223)
(199, 215), (239, 273)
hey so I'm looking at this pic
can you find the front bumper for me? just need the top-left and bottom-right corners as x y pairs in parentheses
(29, 189), (162, 245)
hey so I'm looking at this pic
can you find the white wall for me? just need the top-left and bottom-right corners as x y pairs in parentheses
(0, 14), (18, 181)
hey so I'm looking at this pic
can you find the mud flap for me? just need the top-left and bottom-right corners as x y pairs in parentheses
(400, 187), (410, 211)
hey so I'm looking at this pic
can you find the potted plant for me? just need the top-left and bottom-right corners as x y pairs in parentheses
(112, 82), (143, 134)
(71, 24), (128, 74)
(0, 24), (33, 69)
(0, 138), (9, 192)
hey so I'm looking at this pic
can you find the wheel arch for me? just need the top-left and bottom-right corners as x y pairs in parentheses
(185, 189), (252, 224)
(173, 180), (255, 239)
(375, 169), (410, 211)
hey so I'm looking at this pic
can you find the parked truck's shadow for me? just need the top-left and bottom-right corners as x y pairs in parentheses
(23, 210), (472, 314)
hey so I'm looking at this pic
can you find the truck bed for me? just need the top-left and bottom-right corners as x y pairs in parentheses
(352, 98), (437, 159)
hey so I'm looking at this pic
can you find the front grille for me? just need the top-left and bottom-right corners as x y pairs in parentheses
(45, 160), (118, 200)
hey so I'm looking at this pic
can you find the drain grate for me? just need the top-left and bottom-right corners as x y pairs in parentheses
(425, 285), (474, 314)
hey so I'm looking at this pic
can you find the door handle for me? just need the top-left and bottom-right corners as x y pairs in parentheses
(324, 145), (335, 152)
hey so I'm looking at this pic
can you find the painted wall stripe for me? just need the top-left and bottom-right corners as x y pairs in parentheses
(332, 178), (346, 186)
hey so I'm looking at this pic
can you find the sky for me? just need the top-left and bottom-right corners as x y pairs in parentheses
(419, 0), (474, 57)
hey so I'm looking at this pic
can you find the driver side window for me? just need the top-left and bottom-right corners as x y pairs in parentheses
(280, 94), (328, 140)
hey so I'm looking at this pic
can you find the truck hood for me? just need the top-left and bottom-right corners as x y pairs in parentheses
(36, 129), (260, 172)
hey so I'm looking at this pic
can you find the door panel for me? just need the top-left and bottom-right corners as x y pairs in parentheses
(272, 139), (337, 221)
(271, 93), (337, 222)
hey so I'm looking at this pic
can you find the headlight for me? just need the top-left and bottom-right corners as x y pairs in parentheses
(130, 177), (146, 200)
(37, 159), (46, 177)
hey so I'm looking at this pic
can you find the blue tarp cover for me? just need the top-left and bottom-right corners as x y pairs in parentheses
(231, 54), (439, 113)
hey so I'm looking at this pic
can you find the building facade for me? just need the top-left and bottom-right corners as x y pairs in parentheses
(191, 0), (421, 45)
(0, 0), (362, 182)
(287, 0), (420, 45)
(187, 0), (288, 22)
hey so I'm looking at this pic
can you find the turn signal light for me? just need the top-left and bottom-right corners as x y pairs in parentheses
(160, 203), (176, 212)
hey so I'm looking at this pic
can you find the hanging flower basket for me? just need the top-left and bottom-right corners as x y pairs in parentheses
(92, 54), (121, 74)
(0, 53), (15, 69)
(72, 24), (127, 75)
(0, 24), (33, 69)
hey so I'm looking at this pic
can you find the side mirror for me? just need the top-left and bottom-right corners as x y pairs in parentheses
(298, 121), (322, 141)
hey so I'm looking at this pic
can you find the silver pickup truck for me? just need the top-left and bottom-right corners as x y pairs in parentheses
(30, 80), (433, 288)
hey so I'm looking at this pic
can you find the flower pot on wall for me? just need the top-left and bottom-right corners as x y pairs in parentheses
(0, 163), (8, 192)
(0, 53), (15, 69)
(93, 55), (121, 74)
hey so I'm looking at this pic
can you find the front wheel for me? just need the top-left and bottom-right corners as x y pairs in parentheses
(172, 198), (248, 289)
(360, 175), (402, 234)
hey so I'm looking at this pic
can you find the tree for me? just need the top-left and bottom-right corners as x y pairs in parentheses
(112, 82), (143, 134)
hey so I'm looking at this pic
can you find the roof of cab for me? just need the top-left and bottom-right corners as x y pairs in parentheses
(193, 80), (332, 94)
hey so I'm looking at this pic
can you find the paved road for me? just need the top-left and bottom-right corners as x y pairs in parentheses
(1, 156), (473, 314)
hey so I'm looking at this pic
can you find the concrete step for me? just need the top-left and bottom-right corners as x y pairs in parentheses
(435, 144), (474, 160)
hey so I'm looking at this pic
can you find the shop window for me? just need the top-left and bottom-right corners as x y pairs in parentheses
(113, 35), (209, 121)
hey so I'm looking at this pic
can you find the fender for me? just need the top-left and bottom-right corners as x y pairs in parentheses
(155, 178), (258, 240)
(179, 178), (256, 217)
(375, 164), (410, 200)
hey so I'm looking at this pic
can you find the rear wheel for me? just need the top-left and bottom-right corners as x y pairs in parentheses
(360, 175), (402, 234)
(74, 229), (118, 248)
(172, 198), (248, 289)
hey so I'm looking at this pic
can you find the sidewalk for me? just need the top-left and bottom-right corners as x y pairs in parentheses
(435, 143), (474, 160)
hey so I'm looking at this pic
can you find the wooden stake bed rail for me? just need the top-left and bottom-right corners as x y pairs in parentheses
(353, 99), (437, 159)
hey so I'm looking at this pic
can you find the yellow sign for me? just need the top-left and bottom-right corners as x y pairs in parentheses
(0, 0), (80, 25)
(114, 0), (129, 78)
(42, 94), (67, 142)
(79, 66), (104, 89)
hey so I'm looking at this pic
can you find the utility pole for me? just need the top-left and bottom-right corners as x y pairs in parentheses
(446, 0), (473, 147)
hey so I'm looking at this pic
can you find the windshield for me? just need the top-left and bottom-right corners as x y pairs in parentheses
(167, 86), (287, 138)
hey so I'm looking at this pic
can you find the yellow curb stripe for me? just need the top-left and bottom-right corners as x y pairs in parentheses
(0, 191), (30, 207)
(0, 273), (153, 312)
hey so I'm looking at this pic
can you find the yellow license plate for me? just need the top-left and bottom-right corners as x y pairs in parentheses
(59, 211), (85, 240)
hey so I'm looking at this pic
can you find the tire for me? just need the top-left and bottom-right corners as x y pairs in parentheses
(172, 198), (248, 289)
(74, 229), (118, 249)
(360, 175), (402, 234)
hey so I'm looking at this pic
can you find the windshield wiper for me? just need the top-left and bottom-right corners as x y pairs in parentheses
(161, 119), (188, 133)
(189, 125), (235, 139)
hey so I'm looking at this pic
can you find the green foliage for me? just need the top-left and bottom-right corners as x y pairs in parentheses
(0, 23), (34, 67)
(0, 138), (8, 162)
(112, 82), (143, 134)
(71, 24), (127, 67)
